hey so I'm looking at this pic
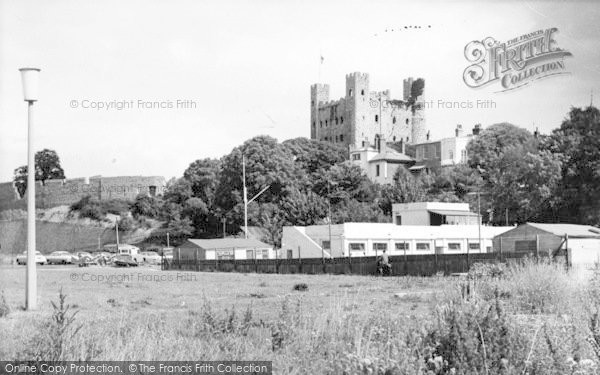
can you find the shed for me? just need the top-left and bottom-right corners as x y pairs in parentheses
(492, 222), (600, 269)
(175, 238), (274, 261)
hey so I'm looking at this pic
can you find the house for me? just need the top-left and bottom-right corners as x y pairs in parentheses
(282, 223), (512, 259)
(175, 238), (275, 261)
(392, 202), (480, 226)
(492, 223), (600, 270)
(406, 124), (479, 172)
(349, 138), (414, 184)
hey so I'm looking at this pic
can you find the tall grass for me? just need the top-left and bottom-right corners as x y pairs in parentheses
(5, 260), (600, 374)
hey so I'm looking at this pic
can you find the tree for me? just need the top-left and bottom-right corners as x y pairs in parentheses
(183, 158), (220, 206)
(467, 123), (535, 174)
(542, 106), (600, 224)
(13, 149), (66, 197)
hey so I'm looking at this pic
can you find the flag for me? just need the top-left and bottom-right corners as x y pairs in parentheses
(320, 55), (324, 64)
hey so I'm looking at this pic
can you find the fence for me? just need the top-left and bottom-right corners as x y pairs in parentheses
(162, 251), (557, 276)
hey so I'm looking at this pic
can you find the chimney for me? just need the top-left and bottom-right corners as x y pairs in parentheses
(533, 127), (539, 138)
(455, 124), (464, 137)
(380, 136), (387, 154)
(472, 124), (481, 136)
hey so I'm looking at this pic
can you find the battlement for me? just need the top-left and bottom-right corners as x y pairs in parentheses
(346, 72), (369, 80)
(0, 175), (167, 212)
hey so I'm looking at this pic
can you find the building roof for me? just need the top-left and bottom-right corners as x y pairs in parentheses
(296, 223), (513, 240)
(185, 238), (273, 250)
(525, 223), (600, 238)
(369, 151), (414, 163)
(429, 209), (479, 217)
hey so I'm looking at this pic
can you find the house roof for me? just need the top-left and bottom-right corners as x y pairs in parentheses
(525, 223), (600, 238)
(185, 238), (273, 250)
(369, 151), (414, 163)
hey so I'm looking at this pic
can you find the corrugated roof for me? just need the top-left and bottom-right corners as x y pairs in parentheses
(526, 223), (600, 238)
(185, 238), (273, 250)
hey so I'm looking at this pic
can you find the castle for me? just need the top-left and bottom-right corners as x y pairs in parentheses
(310, 72), (427, 152)
(0, 175), (166, 212)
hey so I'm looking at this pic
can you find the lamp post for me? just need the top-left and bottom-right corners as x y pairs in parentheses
(20, 67), (40, 311)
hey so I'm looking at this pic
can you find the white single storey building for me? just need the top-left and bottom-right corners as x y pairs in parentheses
(175, 238), (275, 261)
(282, 223), (513, 259)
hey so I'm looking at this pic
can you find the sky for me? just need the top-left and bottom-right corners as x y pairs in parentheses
(0, 0), (599, 182)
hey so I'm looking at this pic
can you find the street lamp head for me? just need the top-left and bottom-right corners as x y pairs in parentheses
(19, 68), (41, 102)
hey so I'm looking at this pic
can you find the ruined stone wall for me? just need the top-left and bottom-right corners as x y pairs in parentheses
(0, 175), (166, 212)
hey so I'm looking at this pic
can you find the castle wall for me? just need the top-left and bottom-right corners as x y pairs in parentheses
(310, 72), (427, 151)
(0, 175), (166, 212)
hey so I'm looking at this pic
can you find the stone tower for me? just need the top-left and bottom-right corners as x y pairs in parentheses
(310, 83), (330, 139)
(408, 78), (427, 144)
(345, 72), (370, 147)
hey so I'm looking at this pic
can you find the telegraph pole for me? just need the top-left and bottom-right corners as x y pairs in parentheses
(243, 155), (248, 239)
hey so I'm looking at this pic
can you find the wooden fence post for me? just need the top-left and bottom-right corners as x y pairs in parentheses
(195, 248), (199, 271)
(535, 235), (540, 260)
(254, 247), (258, 273)
(298, 246), (302, 273)
(403, 241), (408, 276)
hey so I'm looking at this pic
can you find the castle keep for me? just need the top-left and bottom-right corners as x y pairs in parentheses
(310, 72), (426, 151)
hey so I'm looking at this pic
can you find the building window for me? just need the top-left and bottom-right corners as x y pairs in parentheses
(320, 121), (323, 128)
(468, 243), (480, 250)
(340, 116), (344, 124)
(406, 118), (409, 124)
(406, 136), (409, 142)
(416, 242), (430, 251)
(395, 242), (409, 251)
(352, 153), (361, 161)
(373, 243), (387, 251)
(395, 215), (402, 225)
(361, 89), (365, 95)
(375, 115), (379, 123)
(324, 136), (328, 141)
(393, 136), (396, 141)
(311, 100), (314, 106)
(286, 249), (293, 258)
(149, 186), (157, 197)
(449, 150), (454, 160)
(325, 120), (328, 126)
(461, 149), (467, 163)
(349, 243), (365, 252)
(340, 134), (344, 142)
(362, 141), (365, 147)
(448, 243), (461, 251)
(393, 117), (396, 124)
(322, 240), (331, 250)
(349, 89), (353, 97)
(216, 250), (234, 260)
(376, 165), (380, 176)
(335, 117), (338, 125)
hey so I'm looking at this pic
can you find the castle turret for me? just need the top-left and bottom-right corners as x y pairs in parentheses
(345, 72), (370, 148)
(310, 83), (330, 140)
(408, 78), (427, 144)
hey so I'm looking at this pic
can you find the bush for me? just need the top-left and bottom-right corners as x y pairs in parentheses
(293, 283), (308, 292)
(0, 291), (10, 318)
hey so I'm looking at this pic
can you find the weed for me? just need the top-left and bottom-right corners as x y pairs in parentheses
(293, 283), (308, 292)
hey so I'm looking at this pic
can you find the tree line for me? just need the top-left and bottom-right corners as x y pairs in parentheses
(15, 106), (600, 247)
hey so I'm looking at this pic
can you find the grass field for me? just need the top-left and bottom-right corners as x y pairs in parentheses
(1, 261), (600, 374)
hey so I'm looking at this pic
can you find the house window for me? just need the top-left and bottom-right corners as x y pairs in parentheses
(340, 134), (344, 142)
(393, 117), (396, 124)
(376, 165), (380, 176)
(286, 249), (293, 259)
(375, 115), (379, 123)
(149, 186), (157, 197)
(395, 215), (402, 225)
(361, 89), (365, 95)
(468, 243), (480, 250)
(216, 250), (234, 260)
(349, 243), (365, 252)
(373, 243), (387, 251)
(349, 89), (353, 97)
(322, 240), (331, 250)
(395, 242), (409, 251)
(352, 154), (361, 161)
(325, 120), (328, 126)
(416, 242), (430, 251)
(448, 243), (461, 251)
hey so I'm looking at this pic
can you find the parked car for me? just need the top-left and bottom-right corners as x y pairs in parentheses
(114, 254), (138, 267)
(140, 251), (161, 264)
(16, 251), (47, 265)
(76, 252), (97, 267)
(46, 251), (76, 265)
